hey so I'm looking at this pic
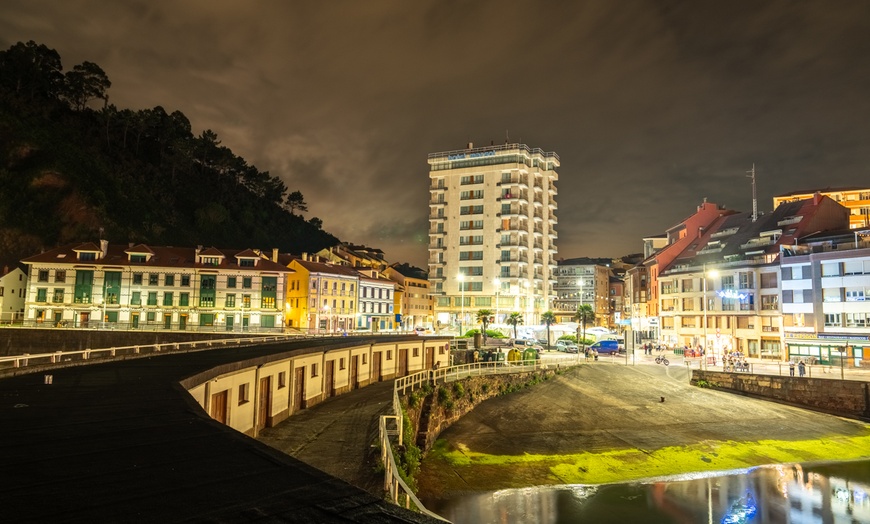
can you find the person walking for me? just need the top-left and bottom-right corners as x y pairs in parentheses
(789, 360), (795, 376)
(798, 359), (806, 377)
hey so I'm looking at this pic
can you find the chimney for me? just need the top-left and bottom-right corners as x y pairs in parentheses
(467, 142), (473, 149)
(195, 245), (202, 256)
(813, 191), (822, 206)
(302, 252), (307, 261)
(100, 239), (108, 259)
(272, 248), (278, 262)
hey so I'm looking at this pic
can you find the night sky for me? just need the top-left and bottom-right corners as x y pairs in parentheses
(4, 1), (870, 268)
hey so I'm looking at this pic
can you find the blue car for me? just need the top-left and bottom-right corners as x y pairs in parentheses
(588, 339), (619, 355)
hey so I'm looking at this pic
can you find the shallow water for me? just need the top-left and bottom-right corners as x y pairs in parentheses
(419, 460), (870, 524)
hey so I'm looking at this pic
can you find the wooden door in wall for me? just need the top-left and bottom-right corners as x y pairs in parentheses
(349, 355), (359, 390)
(324, 360), (335, 399)
(257, 376), (271, 430)
(398, 348), (409, 377)
(425, 346), (435, 370)
(292, 367), (305, 413)
(372, 352), (382, 382)
(210, 390), (228, 424)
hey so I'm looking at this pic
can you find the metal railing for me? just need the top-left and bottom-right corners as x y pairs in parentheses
(379, 358), (547, 521)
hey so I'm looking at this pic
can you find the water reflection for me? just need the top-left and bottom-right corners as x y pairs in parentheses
(420, 461), (870, 524)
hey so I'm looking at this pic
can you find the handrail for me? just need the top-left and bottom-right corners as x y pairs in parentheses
(379, 358), (545, 521)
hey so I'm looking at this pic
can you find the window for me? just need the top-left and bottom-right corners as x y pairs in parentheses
(225, 294), (236, 307)
(823, 288), (842, 302)
(36, 288), (47, 302)
(133, 273), (143, 285)
(845, 288), (866, 301)
(243, 277), (252, 289)
(761, 295), (778, 310)
(721, 298), (735, 311)
(760, 273), (777, 289)
(55, 270), (66, 283)
(163, 292), (174, 306)
(181, 275), (190, 287)
(79, 252), (96, 261)
(822, 262), (841, 277)
(738, 272), (754, 289)
(386, 350), (393, 360)
(52, 289), (64, 303)
(721, 275), (735, 289)
(165, 275), (175, 286)
(311, 363), (318, 377)
(825, 313), (841, 327)
(843, 260), (865, 275)
(227, 276), (237, 288)
(203, 257), (220, 266)
(149, 274), (158, 286)
(242, 294), (251, 308)
(681, 317), (696, 328)
(339, 358), (346, 370)
(240, 259), (255, 267)
(761, 316), (778, 332)
(179, 292), (189, 306)
(238, 383), (250, 405)
(131, 291), (141, 305)
(681, 298), (694, 311)
(278, 372), (286, 389)
(845, 313), (868, 327)
(681, 279), (694, 292)
(38, 270), (49, 282)
(147, 292), (157, 306)
(147, 312), (156, 322)
(130, 254), (146, 263)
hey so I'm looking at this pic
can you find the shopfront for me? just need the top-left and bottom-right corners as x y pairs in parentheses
(784, 333), (867, 366)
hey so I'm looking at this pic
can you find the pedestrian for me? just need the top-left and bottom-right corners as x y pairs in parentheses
(798, 359), (806, 377)
(789, 360), (795, 376)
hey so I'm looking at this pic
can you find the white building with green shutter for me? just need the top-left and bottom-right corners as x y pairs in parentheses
(21, 240), (291, 332)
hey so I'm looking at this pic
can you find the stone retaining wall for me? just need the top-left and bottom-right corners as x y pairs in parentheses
(692, 370), (870, 421)
(404, 369), (557, 452)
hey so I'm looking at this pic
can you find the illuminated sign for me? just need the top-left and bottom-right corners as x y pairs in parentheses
(447, 150), (496, 160)
(716, 289), (748, 300)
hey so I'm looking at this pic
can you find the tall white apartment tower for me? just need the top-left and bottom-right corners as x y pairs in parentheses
(427, 142), (559, 333)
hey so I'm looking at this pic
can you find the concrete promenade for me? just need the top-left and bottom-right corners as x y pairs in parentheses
(0, 337), (440, 523)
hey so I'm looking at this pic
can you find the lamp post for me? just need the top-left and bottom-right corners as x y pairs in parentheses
(703, 264), (719, 369)
(457, 273), (465, 336)
(493, 277), (501, 326)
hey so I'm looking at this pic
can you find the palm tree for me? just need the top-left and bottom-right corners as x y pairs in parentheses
(573, 304), (595, 346)
(506, 312), (524, 340)
(541, 310), (556, 349)
(476, 309), (493, 342)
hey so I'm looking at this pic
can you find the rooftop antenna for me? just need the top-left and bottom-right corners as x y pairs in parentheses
(505, 129), (511, 144)
(747, 164), (757, 222)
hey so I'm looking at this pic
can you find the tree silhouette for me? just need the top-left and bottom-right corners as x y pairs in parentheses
(506, 312), (524, 340)
(541, 310), (556, 348)
(574, 304), (595, 346)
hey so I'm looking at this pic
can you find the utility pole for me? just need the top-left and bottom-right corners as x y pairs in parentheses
(747, 164), (757, 222)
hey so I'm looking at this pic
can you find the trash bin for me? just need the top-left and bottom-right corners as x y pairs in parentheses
(522, 347), (538, 362)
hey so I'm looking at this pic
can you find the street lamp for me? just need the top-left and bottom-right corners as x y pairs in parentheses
(493, 277), (501, 325)
(457, 273), (465, 336)
(703, 264), (719, 368)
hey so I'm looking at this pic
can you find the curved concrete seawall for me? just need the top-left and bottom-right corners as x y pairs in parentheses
(0, 333), (448, 523)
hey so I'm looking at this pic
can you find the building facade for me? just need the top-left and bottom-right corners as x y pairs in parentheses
(781, 229), (870, 365)
(427, 142), (559, 332)
(284, 256), (359, 333)
(0, 266), (27, 322)
(21, 241), (290, 331)
(383, 264), (433, 331)
(552, 258), (611, 326)
(357, 269), (397, 331)
(774, 187), (870, 230)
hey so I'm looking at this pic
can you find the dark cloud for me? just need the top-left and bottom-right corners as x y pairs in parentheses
(3, 0), (870, 266)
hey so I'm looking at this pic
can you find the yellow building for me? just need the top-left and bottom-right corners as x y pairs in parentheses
(774, 187), (870, 230)
(283, 254), (360, 334)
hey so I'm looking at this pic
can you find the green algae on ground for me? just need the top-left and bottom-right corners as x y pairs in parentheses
(424, 433), (870, 488)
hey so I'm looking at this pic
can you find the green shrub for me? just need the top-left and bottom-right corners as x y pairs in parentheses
(437, 386), (450, 404)
(452, 382), (465, 398)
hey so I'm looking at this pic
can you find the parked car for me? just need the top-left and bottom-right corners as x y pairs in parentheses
(555, 340), (579, 353)
(514, 339), (544, 352)
(587, 339), (619, 355)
